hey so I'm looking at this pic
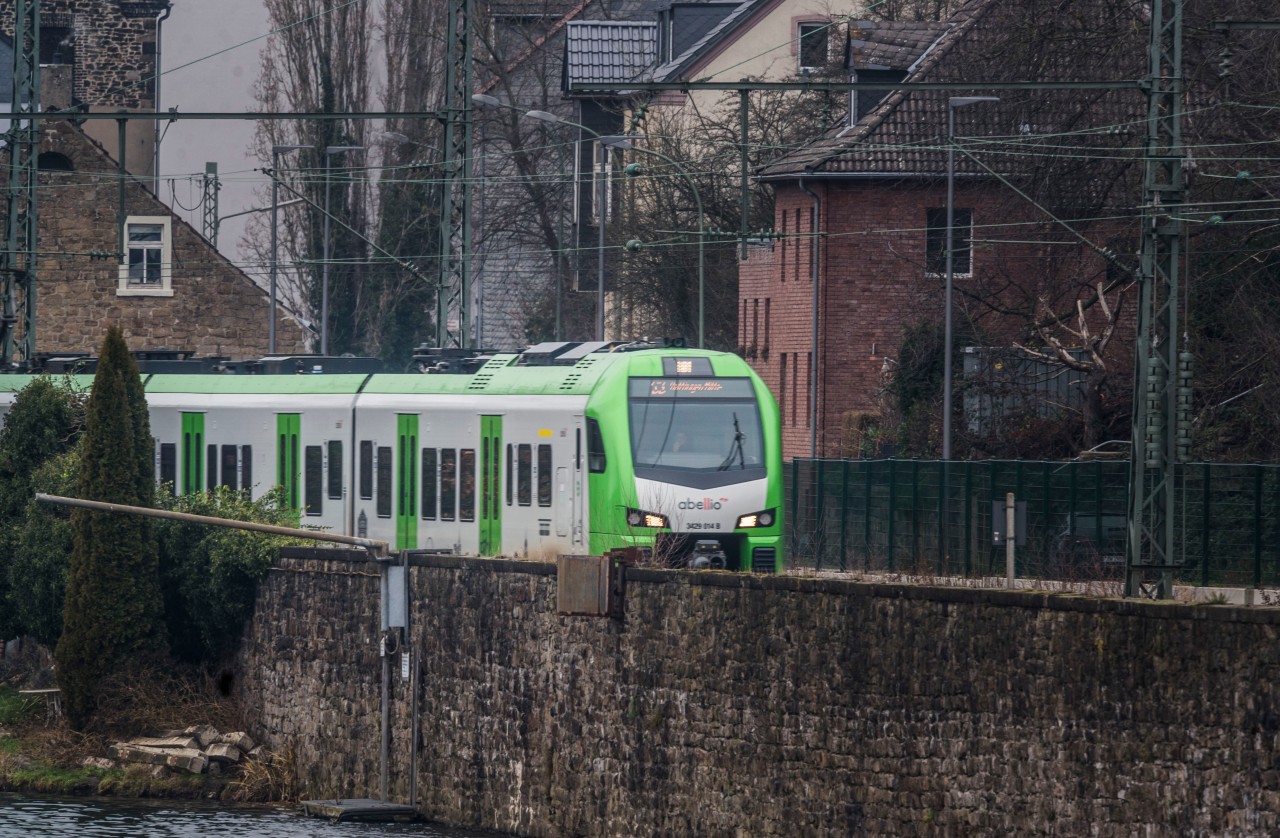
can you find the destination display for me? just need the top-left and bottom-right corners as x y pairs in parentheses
(630, 378), (756, 399)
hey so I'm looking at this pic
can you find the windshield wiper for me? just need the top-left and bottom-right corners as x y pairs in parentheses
(718, 412), (747, 470)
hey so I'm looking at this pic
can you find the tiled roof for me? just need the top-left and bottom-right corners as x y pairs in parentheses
(565, 21), (658, 88)
(759, 0), (1146, 180)
(845, 19), (950, 71)
(647, 0), (768, 82)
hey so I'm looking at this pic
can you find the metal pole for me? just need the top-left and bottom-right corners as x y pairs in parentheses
(321, 153), (332, 356)
(597, 139), (606, 341)
(34, 492), (389, 557)
(269, 150), (280, 354)
(380, 630), (389, 802)
(1005, 491), (1016, 586)
(944, 103), (956, 463)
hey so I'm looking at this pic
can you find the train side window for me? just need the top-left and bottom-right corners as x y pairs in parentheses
(159, 443), (176, 494)
(460, 449), (476, 522)
(505, 444), (513, 506)
(220, 445), (238, 490)
(421, 448), (437, 520)
(575, 428), (581, 471)
(441, 449), (457, 521)
(241, 445), (252, 493)
(304, 445), (323, 516)
(376, 445), (392, 518)
(537, 444), (552, 507)
(517, 444), (532, 506)
(327, 440), (343, 500)
(206, 445), (218, 492)
(359, 440), (373, 500)
(586, 418), (606, 473)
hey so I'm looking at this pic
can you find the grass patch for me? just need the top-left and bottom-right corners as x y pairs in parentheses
(0, 687), (38, 725)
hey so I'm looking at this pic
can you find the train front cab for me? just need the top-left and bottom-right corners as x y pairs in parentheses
(589, 353), (784, 572)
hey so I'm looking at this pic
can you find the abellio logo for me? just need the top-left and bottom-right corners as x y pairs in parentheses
(678, 497), (729, 510)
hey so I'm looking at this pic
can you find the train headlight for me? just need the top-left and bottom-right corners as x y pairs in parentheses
(626, 508), (668, 529)
(737, 509), (776, 529)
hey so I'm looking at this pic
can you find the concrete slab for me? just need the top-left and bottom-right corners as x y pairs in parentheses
(300, 799), (418, 823)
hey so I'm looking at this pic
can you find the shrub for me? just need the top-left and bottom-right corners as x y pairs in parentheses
(157, 486), (302, 664)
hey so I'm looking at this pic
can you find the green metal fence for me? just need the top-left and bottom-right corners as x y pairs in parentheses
(785, 458), (1280, 588)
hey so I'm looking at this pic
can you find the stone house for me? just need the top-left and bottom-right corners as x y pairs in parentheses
(749, 0), (1145, 459)
(0, 0), (308, 361)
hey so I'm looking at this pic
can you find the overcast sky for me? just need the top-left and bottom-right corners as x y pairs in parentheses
(158, 0), (272, 281)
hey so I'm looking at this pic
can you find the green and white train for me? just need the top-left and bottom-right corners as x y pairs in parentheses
(0, 342), (784, 571)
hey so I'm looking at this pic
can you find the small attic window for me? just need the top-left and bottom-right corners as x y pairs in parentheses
(798, 21), (830, 73)
(37, 152), (74, 172)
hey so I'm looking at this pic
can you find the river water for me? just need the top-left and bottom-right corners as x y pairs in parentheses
(0, 794), (506, 837)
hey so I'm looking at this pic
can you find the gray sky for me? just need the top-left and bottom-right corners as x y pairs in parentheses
(158, 0), (272, 281)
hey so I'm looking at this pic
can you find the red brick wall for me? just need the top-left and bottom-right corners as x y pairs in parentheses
(744, 179), (1132, 460)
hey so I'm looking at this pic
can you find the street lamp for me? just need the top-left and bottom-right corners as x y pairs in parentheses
(942, 95), (998, 567)
(605, 136), (706, 349)
(523, 109), (610, 342)
(269, 144), (313, 353)
(943, 96), (998, 461)
(321, 144), (363, 356)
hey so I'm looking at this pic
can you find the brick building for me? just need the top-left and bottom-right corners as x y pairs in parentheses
(0, 0), (308, 360)
(749, 0), (1144, 459)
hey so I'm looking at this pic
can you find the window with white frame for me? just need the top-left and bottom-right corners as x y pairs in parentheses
(798, 21), (830, 73)
(926, 207), (973, 274)
(117, 216), (173, 296)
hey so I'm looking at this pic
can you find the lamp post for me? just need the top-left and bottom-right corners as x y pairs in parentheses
(943, 96), (999, 461)
(321, 144), (363, 356)
(269, 144), (313, 353)
(605, 137), (705, 349)
(523, 110), (610, 341)
(942, 95), (998, 566)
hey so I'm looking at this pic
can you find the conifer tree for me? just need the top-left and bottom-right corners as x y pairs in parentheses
(55, 326), (167, 728)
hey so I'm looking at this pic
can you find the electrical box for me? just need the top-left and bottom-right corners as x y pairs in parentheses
(557, 554), (624, 618)
(991, 500), (1028, 546)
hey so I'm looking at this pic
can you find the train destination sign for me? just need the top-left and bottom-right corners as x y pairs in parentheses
(630, 378), (755, 399)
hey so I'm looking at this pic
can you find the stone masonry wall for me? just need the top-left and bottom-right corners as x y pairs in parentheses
(0, 0), (168, 111)
(238, 553), (1280, 836)
(21, 121), (308, 359)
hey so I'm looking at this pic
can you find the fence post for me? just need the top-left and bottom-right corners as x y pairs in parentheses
(790, 457), (800, 558)
(1006, 492), (1016, 587)
(839, 459), (849, 572)
(1201, 462), (1210, 588)
(887, 458), (897, 571)
(911, 459), (920, 567)
(1255, 467), (1263, 589)
(937, 459), (946, 576)
(863, 460), (873, 571)
(815, 458), (827, 571)
(964, 460), (973, 576)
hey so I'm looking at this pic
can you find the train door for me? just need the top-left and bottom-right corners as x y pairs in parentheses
(572, 417), (585, 548)
(396, 414), (418, 550)
(277, 413), (301, 516)
(181, 412), (204, 495)
(480, 415), (502, 555)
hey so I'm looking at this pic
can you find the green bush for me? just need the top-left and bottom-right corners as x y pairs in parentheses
(57, 326), (167, 728)
(6, 450), (80, 649)
(157, 486), (301, 664)
(0, 376), (85, 640)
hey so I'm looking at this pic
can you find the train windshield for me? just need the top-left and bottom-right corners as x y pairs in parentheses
(628, 378), (765, 478)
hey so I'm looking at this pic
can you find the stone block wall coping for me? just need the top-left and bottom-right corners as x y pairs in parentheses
(273, 548), (1280, 627)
